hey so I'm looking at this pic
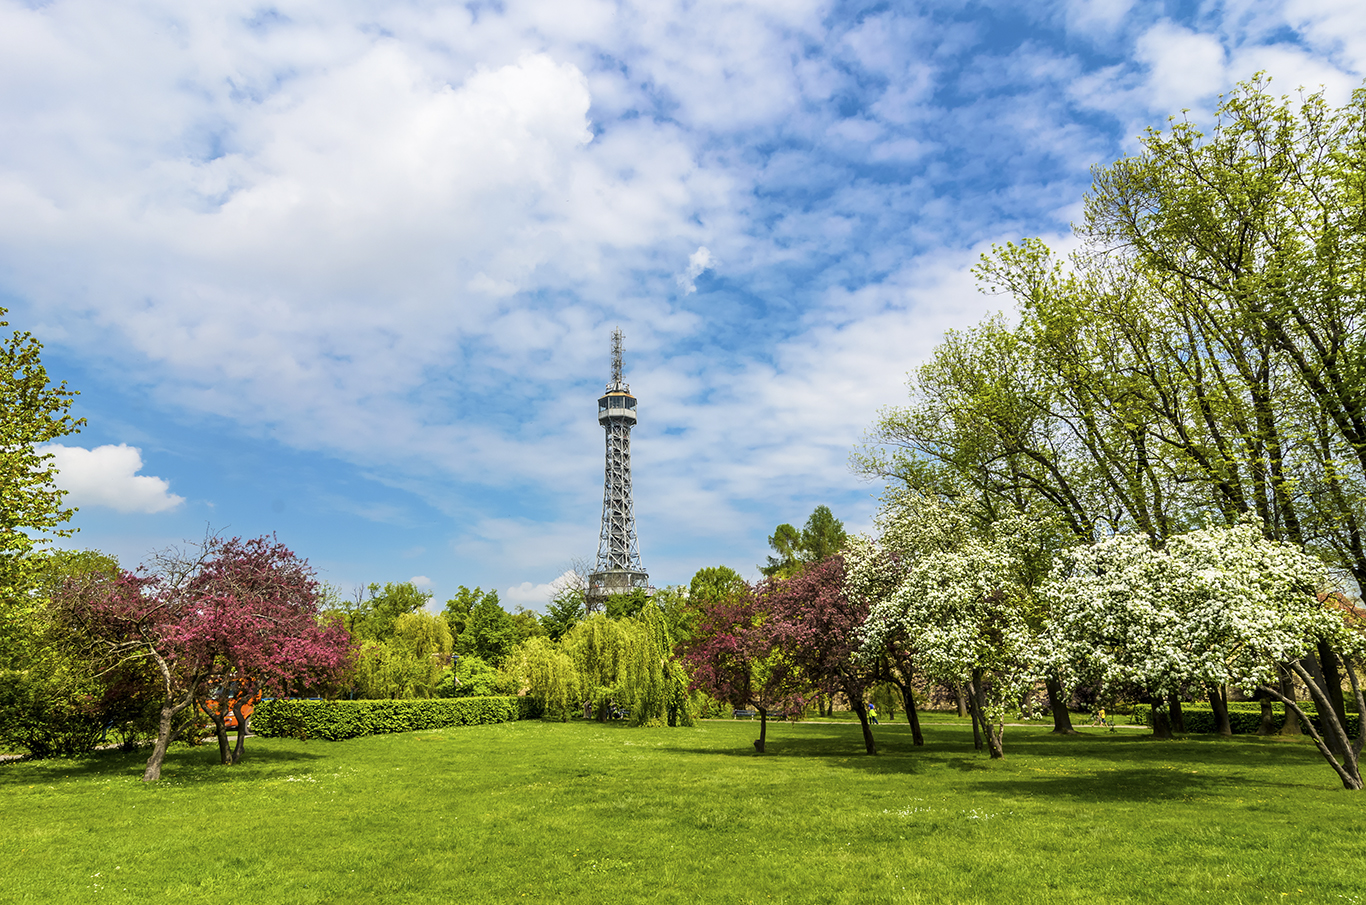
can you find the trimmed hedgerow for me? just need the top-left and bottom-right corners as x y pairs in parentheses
(251, 696), (540, 741)
(1129, 703), (1360, 736)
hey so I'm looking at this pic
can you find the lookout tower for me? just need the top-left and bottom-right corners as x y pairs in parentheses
(588, 328), (648, 604)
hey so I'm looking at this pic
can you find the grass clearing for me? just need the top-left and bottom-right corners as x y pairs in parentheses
(3, 714), (1363, 904)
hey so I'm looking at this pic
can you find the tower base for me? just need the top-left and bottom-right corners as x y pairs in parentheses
(587, 569), (651, 604)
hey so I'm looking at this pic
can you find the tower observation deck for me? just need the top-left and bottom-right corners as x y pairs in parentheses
(588, 328), (648, 603)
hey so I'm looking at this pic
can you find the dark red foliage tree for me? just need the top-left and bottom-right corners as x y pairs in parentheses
(760, 556), (878, 755)
(56, 570), (212, 781)
(182, 537), (355, 766)
(58, 536), (354, 781)
(678, 588), (805, 753)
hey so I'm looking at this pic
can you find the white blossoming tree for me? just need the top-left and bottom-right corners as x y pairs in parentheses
(852, 491), (1050, 759)
(1042, 523), (1366, 789)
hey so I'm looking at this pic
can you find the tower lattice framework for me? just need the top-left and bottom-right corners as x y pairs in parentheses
(589, 328), (648, 602)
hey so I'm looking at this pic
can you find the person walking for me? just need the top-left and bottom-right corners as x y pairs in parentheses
(867, 702), (879, 725)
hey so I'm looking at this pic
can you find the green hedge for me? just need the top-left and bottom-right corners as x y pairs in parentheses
(1129, 703), (1360, 737)
(251, 696), (540, 741)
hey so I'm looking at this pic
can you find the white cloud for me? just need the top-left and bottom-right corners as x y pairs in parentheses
(1134, 21), (1229, 114)
(676, 246), (714, 294)
(40, 444), (184, 514)
(409, 575), (432, 588)
(503, 569), (580, 612)
(6, 1), (1365, 593)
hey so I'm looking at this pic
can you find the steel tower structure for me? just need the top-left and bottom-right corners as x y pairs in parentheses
(588, 328), (648, 603)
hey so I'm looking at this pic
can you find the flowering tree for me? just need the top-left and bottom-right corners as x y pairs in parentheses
(59, 536), (353, 781)
(854, 492), (1046, 759)
(1042, 523), (1366, 789)
(759, 557), (877, 755)
(182, 537), (354, 766)
(679, 588), (805, 753)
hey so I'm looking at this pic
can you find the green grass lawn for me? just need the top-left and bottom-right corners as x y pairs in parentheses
(3, 715), (1363, 904)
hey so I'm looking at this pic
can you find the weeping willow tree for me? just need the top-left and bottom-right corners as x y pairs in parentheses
(518, 637), (579, 721)
(563, 613), (632, 719)
(513, 603), (696, 726)
(619, 600), (695, 727)
(352, 611), (452, 699)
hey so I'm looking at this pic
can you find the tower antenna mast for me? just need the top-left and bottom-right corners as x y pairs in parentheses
(588, 328), (648, 605)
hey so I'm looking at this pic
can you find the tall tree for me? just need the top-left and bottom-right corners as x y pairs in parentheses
(854, 492), (1049, 759)
(442, 585), (498, 639)
(762, 506), (848, 577)
(0, 308), (83, 670)
(1043, 523), (1366, 789)
(459, 593), (517, 665)
(679, 587), (805, 753)
(760, 557), (878, 755)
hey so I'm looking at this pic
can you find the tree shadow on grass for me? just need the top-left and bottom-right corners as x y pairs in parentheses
(1003, 727), (1334, 773)
(961, 765), (1300, 802)
(0, 741), (329, 785)
(665, 721), (1339, 794)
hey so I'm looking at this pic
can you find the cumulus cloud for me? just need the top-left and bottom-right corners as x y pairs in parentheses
(5, 1), (1363, 593)
(40, 444), (184, 514)
(676, 246), (714, 294)
(409, 575), (432, 589)
(502, 570), (581, 612)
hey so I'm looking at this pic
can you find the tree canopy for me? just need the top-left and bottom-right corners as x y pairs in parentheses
(762, 505), (848, 577)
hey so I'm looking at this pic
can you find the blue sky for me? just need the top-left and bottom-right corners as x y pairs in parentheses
(4, 0), (1363, 609)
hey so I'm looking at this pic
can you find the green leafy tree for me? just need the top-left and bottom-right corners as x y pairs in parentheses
(435, 653), (518, 699)
(459, 593), (517, 665)
(511, 607), (547, 644)
(1, 549), (161, 758)
(689, 566), (747, 605)
(442, 585), (497, 639)
(761, 506), (848, 577)
(390, 611), (454, 696)
(562, 613), (632, 719)
(605, 588), (649, 620)
(541, 587), (586, 641)
(517, 638), (579, 720)
(619, 600), (694, 727)
(339, 581), (432, 642)
(1, 309), (83, 669)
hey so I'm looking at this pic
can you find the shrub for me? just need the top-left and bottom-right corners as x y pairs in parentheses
(435, 654), (519, 699)
(1129, 703), (1360, 736)
(251, 696), (535, 741)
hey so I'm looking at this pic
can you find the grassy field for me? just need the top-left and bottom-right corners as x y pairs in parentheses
(3, 714), (1363, 904)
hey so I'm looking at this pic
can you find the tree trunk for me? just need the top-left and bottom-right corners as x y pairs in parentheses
(847, 685), (877, 755)
(902, 685), (924, 746)
(969, 671), (1003, 758)
(1151, 703), (1173, 740)
(1316, 642), (1350, 731)
(143, 692), (195, 782)
(1279, 671), (1302, 736)
(955, 684), (970, 718)
(200, 691), (232, 765)
(1045, 674), (1078, 735)
(1208, 686), (1232, 737)
(1307, 647), (1350, 759)
(967, 682), (984, 751)
(755, 706), (768, 753)
(1256, 690), (1277, 736)
(1262, 668), (1364, 791)
(1167, 692), (1185, 733)
(230, 692), (255, 765)
(211, 712), (231, 764)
